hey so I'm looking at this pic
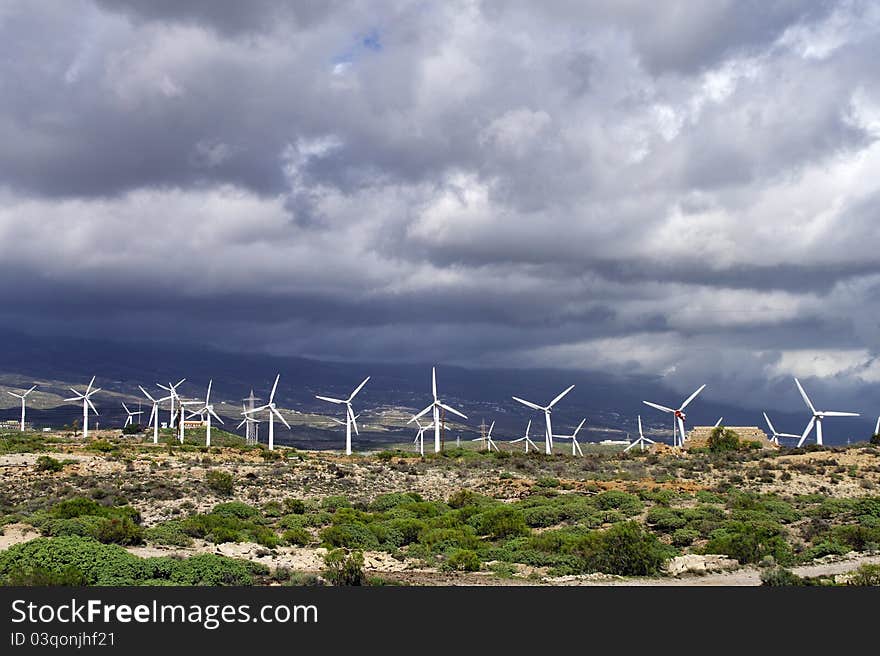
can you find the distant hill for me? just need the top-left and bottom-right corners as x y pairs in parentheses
(0, 329), (872, 447)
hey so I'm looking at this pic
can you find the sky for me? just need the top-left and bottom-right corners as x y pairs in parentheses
(0, 0), (878, 415)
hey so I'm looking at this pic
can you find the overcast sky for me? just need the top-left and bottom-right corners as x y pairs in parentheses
(1, 1), (878, 414)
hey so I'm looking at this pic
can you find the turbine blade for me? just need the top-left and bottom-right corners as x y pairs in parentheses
(272, 407), (290, 429)
(573, 418), (586, 436)
(209, 408), (224, 424)
(821, 411), (860, 417)
(548, 384), (575, 408)
(638, 414), (644, 438)
(206, 379), (212, 404)
(794, 378), (816, 413)
(87, 399), (99, 416)
(86, 375), (96, 393)
(714, 417), (723, 427)
(797, 416), (816, 448)
(432, 367), (437, 400)
(438, 402), (467, 419)
(643, 401), (675, 413)
(316, 395), (345, 404)
(409, 404), (434, 423)
(348, 405), (359, 435)
(763, 412), (776, 435)
(269, 374), (280, 403)
(348, 376), (370, 402)
(139, 386), (156, 403)
(487, 421), (495, 439)
(679, 384), (706, 410)
(512, 396), (542, 411)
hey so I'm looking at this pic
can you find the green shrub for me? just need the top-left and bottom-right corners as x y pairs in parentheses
(205, 470), (234, 495)
(593, 491), (643, 516)
(369, 493), (423, 512)
(445, 549), (481, 572)
(704, 520), (792, 565)
(322, 549), (365, 586)
(144, 521), (193, 547)
(322, 496), (352, 512)
(708, 427), (740, 452)
(35, 455), (64, 472)
(671, 528), (700, 547)
(535, 477), (561, 488)
(760, 567), (805, 586)
(319, 523), (380, 550)
(417, 527), (480, 553)
(283, 499), (306, 514)
(282, 528), (311, 546)
(568, 522), (672, 576)
(211, 502), (260, 519)
(468, 506), (529, 540)
(849, 564), (880, 586)
(646, 507), (687, 531)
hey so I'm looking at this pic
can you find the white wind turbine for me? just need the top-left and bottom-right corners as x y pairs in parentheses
(139, 386), (173, 444)
(714, 417), (723, 427)
(554, 418), (587, 457)
(64, 376), (100, 438)
(509, 419), (539, 453)
(409, 367), (467, 453)
(6, 385), (37, 432)
(121, 402), (143, 428)
(241, 374), (290, 451)
(316, 376), (370, 456)
(794, 378), (860, 447)
(643, 384), (706, 447)
(624, 415), (656, 452)
(192, 380), (223, 447)
(512, 384), (575, 455)
(157, 379), (186, 428)
(471, 420), (499, 452)
(762, 412), (800, 446)
(412, 418), (433, 456)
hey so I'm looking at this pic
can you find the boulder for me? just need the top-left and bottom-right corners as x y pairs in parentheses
(665, 554), (739, 577)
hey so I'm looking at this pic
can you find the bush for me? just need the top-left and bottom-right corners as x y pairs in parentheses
(144, 521), (193, 547)
(568, 522), (671, 576)
(671, 528), (699, 547)
(36, 498), (143, 546)
(35, 455), (64, 472)
(319, 523), (379, 550)
(205, 470), (234, 495)
(322, 496), (352, 512)
(468, 506), (529, 540)
(322, 549), (365, 586)
(849, 564), (880, 586)
(704, 520), (792, 565)
(0, 536), (263, 586)
(282, 528), (311, 546)
(760, 567), (805, 586)
(445, 549), (481, 572)
(283, 499), (306, 514)
(593, 491), (643, 516)
(211, 502), (260, 519)
(708, 427), (740, 452)
(369, 493), (423, 512)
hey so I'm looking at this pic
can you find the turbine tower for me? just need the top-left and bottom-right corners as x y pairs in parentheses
(643, 384), (706, 447)
(509, 419), (539, 453)
(121, 402), (143, 428)
(762, 412), (800, 445)
(64, 376), (100, 439)
(624, 415), (656, 452)
(512, 384), (575, 455)
(409, 367), (467, 453)
(157, 379), (186, 428)
(794, 378), (860, 447)
(192, 380), (224, 447)
(316, 376), (370, 456)
(6, 385), (37, 432)
(139, 386), (173, 444)
(412, 418), (433, 456)
(554, 418), (587, 456)
(241, 374), (290, 451)
(471, 420), (499, 452)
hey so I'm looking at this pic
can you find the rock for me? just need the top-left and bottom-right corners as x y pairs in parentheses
(665, 554), (739, 577)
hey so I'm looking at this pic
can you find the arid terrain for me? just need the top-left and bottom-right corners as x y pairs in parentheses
(1, 428), (879, 586)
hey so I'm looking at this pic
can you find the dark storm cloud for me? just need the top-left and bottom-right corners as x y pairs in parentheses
(1, 0), (879, 413)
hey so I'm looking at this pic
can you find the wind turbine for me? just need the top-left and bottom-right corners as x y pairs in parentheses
(624, 415), (656, 452)
(412, 418), (433, 456)
(157, 379), (186, 428)
(794, 378), (860, 447)
(471, 420), (499, 452)
(64, 376), (100, 438)
(121, 402), (143, 428)
(139, 386), (173, 444)
(762, 412), (800, 446)
(192, 380), (223, 447)
(714, 417), (723, 427)
(509, 419), (539, 453)
(316, 376), (370, 456)
(241, 374), (290, 451)
(554, 418), (586, 457)
(408, 367), (467, 453)
(643, 384), (706, 447)
(6, 385), (37, 432)
(512, 384), (575, 455)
